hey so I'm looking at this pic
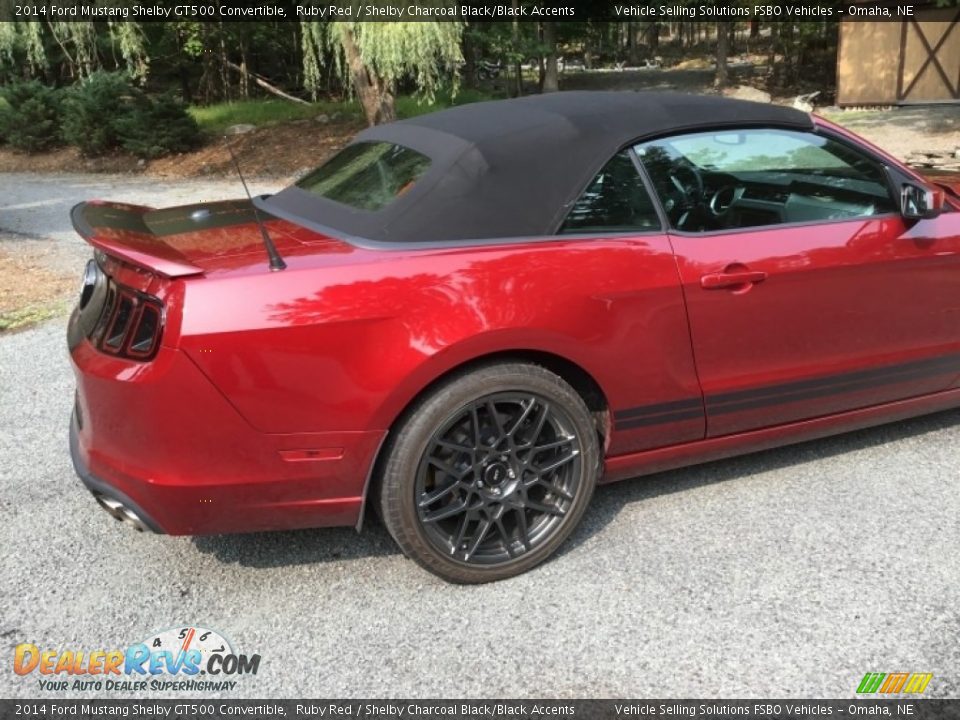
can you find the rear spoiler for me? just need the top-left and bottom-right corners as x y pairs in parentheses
(70, 201), (204, 278)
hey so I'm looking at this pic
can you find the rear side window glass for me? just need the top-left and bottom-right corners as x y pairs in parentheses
(296, 142), (430, 211)
(559, 150), (661, 233)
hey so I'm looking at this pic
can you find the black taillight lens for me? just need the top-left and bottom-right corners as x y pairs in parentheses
(90, 282), (163, 361)
(71, 256), (164, 362)
(104, 295), (134, 350)
(128, 303), (160, 357)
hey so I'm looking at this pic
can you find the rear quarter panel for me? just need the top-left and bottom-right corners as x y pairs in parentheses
(179, 235), (703, 456)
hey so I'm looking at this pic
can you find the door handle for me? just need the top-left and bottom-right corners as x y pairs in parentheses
(700, 270), (768, 290)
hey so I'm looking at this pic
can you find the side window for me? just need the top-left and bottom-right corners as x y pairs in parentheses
(635, 129), (895, 232)
(559, 150), (661, 234)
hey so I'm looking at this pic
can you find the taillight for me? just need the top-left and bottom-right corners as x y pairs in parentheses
(90, 280), (163, 360)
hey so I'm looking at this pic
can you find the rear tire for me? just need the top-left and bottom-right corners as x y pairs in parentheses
(378, 362), (600, 583)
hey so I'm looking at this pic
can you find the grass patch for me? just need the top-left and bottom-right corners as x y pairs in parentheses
(819, 108), (890, 125)
(0, 300), (67, 332)
(188, 100), (333, 135)
(189, 88), (497, 134)
(395, 88), (497, 118)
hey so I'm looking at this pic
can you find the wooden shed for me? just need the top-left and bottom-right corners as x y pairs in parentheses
(837, 9), (960, 106)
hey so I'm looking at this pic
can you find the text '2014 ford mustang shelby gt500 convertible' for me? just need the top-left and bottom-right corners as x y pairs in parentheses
(68, 91), (960, 583)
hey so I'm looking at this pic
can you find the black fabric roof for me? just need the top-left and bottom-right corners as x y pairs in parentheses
(261, 91), (812, 244)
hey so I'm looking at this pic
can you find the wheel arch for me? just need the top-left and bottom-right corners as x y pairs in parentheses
(358, 347), (612, 531)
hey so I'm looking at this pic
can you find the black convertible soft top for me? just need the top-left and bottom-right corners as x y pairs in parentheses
(260, 91), (812, 244)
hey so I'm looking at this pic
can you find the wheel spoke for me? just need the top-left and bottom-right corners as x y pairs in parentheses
(533, 449), (580, 476)
(418, 481), (461, 508)
(422, 498), (468, 523)
(515, 508), (530, 550)
(449, 514), (470, 554)
(525, 498), (566, 517)
(463, 518), (492, 560)
(528, 401), (551, 444)
(538, 480), (574, 501)
(506, 397), (538, 438)
(533, 435), (575, 452)
(485, 400), (505, 438)
(436, 439), (474, 455)
(470, 406), (482, 448)
(427, 455), (467, 479)
(495, 518), (517, 558)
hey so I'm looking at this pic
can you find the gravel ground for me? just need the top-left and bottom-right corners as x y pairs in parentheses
(1, 172), (959, 699)
(2, 321), (960, 700)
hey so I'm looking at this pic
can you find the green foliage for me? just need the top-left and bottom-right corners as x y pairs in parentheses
(188, 88), (496, 136)
(63, 72), (137, 156)
(0, 22), (46, 74)
(0, 21), (147, 82)
(63, 71), (198, 158)
(395, 87), (496, 118)
(189, 99), (342, 135)
(114, 92), (201, 159)
(0, 80), (64, 152)
(302, 20), (464, 103)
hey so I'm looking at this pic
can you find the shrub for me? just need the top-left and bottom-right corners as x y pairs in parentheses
(63, 71), (200, 158)
(114, 92), (201, 159)
(62, 71), (137, 156)
(0, 80), (64, 152)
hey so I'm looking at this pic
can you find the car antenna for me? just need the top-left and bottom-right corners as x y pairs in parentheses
(223, 134), (286, 272)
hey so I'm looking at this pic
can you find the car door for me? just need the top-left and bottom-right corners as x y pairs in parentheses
(557, 149), (705, 453)
(635, 127), (960, 437)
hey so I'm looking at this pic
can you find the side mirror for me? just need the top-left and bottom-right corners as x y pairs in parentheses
(900, 183), (944, 220)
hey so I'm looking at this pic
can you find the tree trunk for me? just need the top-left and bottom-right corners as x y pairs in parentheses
(542, 21), (559, 93)
(462, 22), (477, 90)
(239, 40), (249, 99)
(714, 22), (730, 88)
(223, 59), (310, 105)
(218, 20), (230, 101)
(339, 26), (395, 126)
(647, 22), (659, 54)
(175, 31), (192, 103)
(750, 20), (760, 39)
(512, 1), (522, 97)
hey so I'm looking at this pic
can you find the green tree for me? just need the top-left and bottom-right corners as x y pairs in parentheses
(0, 21), (147, 82)
(0, 80), (63, 151)
(302, 16), (463, 125)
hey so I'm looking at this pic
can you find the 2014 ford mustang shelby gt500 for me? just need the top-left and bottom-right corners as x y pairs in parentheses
(68, 91), (960, 583)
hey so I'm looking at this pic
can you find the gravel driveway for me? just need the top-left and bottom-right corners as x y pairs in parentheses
(1, 172), (959, 699)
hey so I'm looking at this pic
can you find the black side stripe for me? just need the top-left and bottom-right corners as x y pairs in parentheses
(615, 397), (702, 420)
(613, 352), (960, 430)
(706, 352), (960, 415)
(616, 408), (704, 429)
(614, 397), (703, 429)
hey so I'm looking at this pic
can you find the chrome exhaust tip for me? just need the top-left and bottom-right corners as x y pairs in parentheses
(94, 494), (150, 532)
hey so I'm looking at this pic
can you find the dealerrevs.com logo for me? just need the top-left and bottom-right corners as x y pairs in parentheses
(14, 626), (261, 693)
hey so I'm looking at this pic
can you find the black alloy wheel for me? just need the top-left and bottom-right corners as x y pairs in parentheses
(378, 362), (600, 583)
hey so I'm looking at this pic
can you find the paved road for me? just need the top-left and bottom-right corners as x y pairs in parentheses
(1, 173), (959, 699)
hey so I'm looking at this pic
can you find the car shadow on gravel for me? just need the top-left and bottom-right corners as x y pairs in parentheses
(559, 406), (960, 558)
(190, 408), (960, 570)
(190, 521), (401, 569)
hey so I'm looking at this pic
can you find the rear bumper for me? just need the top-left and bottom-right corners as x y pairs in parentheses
(69, 339), (385, 535)
(70, 413), (163, 533)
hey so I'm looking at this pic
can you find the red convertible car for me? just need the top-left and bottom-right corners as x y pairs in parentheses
(68, 91), (959, 583)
